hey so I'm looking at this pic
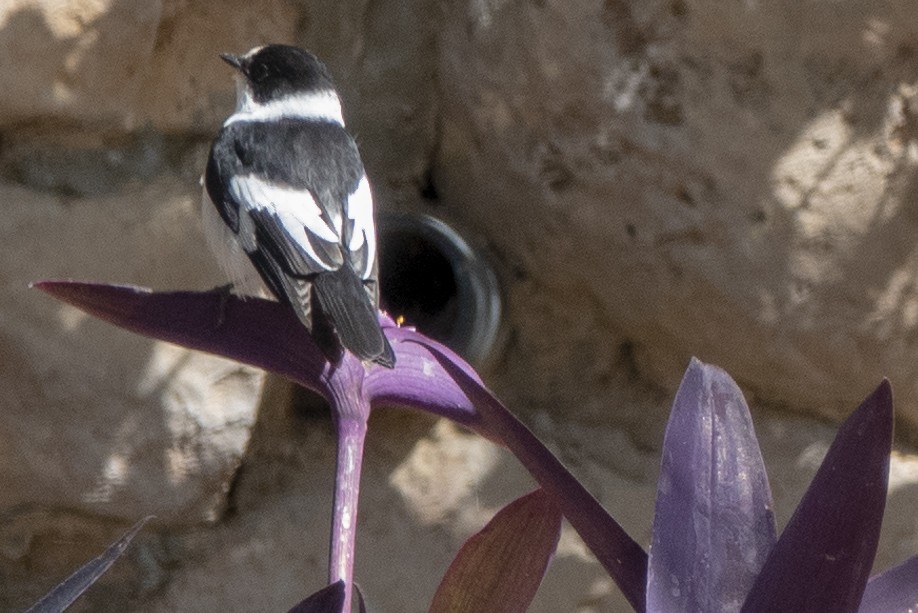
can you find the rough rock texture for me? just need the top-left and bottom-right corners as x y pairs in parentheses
(4, 0), (918, 611)
(436, 0), (918, 437)
(6, 389), (918, 612)
(0, 0), (300, 131)
(0, 179), (263, 524)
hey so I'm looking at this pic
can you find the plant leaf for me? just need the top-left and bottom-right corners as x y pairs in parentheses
(34, 281), (329, 394)
(426, 346), (648, 612)
(33, 281), (487, 431)
(430, 489), (562, 613)
(742, 380), (893, 613)
(647, 358), (776, 613)
(366, 325), (487, 436)
(355, 583), (368, 613)
(287, 580), (346, 613)
(25, 516), (151, 613)
(858, 554), (918, 612)
(34, 282), (649, 607)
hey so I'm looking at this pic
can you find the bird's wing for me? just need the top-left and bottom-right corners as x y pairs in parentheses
(204, 120), (383, 326)
(204, 130), (242, 233)
(229, 174), (345, 274)
(343, 174), (377, 282)
(246, 243), (314, 330)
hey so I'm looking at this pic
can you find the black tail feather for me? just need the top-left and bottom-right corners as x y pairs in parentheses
(313, 264), (395, 368)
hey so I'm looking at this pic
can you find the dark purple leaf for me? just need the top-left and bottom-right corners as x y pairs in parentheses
(858, 554), (918, 612)
(354, 583), (368, 613)
(365, 325), (487, 436)
(426, 346), (648, 612)
(647, 358), (776, 612)
(35, 282), (649, 607)
(25, 516), (151, 613)
(287, 580), (345, 613)
(34, 281), (329, 394)
(429, 489), (562, 613)
(33, 281), (486, 432)
(742, 380), (893, 613)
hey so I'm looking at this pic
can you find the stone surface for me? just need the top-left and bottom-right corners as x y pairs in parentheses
(0, 0), (161, 128)
(0, 0), (301, 132)
(435, 0), (918, 438)
(4, 0), (918, 611)
(6, 393), (916, 612)
(0, 179), (263, 524)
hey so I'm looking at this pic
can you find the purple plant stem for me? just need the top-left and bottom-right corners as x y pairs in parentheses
(424, 345), (648, 612)
(324, 357), (373, 613)
(328, 416), (365, 612)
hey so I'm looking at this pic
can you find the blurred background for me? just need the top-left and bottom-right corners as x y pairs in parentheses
(3, 0), (918, 610)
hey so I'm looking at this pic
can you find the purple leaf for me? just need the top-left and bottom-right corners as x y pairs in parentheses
(742, 380), (893, 613)
(33, 281), (329, 394)
(426, 346), (648, 612)
(647, 358), (776, 613)
(25, 516), (151, 613)
(365, 325), (487, 436)
(859, 554), (918, 612)
(287, 580), (346, 613)
(33, 281), (486, 431)
(34, 282), (649, 607)
(354, 583), (368, 613)
(430, 489), (562, 613)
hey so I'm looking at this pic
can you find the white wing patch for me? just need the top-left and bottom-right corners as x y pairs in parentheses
(347, 174), (376, 278)
(229, 174), (341, 271)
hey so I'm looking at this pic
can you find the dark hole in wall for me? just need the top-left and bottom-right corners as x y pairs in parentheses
(378, 229), (459, 344)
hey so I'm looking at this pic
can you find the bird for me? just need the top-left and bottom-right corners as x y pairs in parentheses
(201, 44), (395, 368)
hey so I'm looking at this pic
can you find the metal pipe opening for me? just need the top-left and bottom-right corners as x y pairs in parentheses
(378, 213), (502, 367)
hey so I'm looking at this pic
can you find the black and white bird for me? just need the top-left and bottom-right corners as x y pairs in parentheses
(202, 44), (395, 368)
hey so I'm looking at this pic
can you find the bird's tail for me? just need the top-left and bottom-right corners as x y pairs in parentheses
(313, 263), (395, 368)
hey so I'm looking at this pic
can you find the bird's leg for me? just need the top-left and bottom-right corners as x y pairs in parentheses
(207, 283), (236, 328)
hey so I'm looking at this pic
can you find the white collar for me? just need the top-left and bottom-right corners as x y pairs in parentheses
(224, 86), (345, 127)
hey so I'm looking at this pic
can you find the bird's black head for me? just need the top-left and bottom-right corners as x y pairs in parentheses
(221, 44), (337, 104)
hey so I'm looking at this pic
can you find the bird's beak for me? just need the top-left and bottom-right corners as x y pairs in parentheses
(220, 53), (243, 71)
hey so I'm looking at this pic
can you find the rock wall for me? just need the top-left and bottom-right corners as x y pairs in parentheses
(436, 0), (918, 434)
(3, 0), (918, 611)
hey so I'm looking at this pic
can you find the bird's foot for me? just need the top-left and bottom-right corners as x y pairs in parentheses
(207, 283), (235, 327)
